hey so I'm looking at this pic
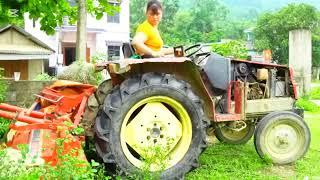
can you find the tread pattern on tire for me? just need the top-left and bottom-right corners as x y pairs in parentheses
(94, 72), (210, 179)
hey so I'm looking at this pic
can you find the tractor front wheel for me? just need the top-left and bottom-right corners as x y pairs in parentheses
(254, 111), (310, 164)
(94, 73), (209, 179)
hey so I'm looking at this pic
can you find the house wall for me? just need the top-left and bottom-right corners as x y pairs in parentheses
(28, 60), (44, 80)
(0, 29), (50, 52)
(24, 14), (59, 67)
(24, 0), (130, 67)
(61, 32), (97, 53)
(88, 0), (130, 40)
(0, 60), (28, 80)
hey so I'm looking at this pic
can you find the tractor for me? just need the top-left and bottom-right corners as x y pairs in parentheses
(0, 43), (310, 179)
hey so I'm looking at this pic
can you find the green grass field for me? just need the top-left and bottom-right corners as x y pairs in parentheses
(187, 112), (320, 179)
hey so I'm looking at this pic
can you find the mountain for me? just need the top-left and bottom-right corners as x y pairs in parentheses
(179, 0), (320, 20)
(222, 0), (320, 19)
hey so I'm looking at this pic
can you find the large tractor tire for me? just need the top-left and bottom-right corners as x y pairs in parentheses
(214, 121), (255, 144)
(254, 111), (310, 164)
(94, 73), (209, 179)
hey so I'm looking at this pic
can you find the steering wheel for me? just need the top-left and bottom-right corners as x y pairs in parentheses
(184, 44), (203, 58)
(193, 52), (211, 64)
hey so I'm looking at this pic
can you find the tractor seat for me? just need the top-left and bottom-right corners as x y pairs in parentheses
(122, 42), (136, 58)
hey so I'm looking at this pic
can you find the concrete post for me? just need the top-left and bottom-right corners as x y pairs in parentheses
(289, 30), (312, 96)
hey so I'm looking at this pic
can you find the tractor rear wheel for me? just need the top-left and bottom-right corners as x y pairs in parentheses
(214, 121), (255, 144)
(94, 73), (209, 179)
(254, 111), (310, 164)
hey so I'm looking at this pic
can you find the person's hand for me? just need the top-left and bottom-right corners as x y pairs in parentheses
(152, 51), (165, 57)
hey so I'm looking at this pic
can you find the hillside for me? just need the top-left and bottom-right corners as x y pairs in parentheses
(179, 0), (320, 20)
(223, 0), (320, 19)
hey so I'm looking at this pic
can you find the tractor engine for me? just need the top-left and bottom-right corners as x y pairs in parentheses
(200, 53), (293, 113)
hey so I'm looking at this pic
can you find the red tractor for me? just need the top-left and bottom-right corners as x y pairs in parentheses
(0, 44), (310, 179)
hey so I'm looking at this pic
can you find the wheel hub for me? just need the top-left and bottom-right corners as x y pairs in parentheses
(150, 127), (161, 138)
(273, 128), (295, 149)
(120, 96), (192, 171)
(266, 123), (300, 157)
(124, 102), (182, 157)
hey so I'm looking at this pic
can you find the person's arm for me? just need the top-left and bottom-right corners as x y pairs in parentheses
(132, 32), (164, 57)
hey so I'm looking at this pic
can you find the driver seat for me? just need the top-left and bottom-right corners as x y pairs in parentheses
(122, 42), (136, 58)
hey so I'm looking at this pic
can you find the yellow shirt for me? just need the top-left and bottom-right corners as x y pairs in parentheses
(136, 20), (163, 54)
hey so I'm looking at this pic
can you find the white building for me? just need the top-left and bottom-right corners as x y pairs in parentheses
(24, 0), (130, 74)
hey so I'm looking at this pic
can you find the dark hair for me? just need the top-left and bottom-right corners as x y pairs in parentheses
(146, 0), (163, 15)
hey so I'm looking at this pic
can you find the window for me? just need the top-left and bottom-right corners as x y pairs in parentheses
(108, 46), (120, 60)
(107, 2), (120, 23)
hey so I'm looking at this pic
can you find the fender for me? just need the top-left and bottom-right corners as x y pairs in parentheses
(96, 57), (215, 120)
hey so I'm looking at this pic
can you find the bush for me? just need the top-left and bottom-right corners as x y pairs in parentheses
(0, 133), (109, 179)
(211, 40), (248, 59)
(0, 74), (7, 102)
(309, 87), (320, 100)
(33, 73), (56, 81)
(91, 53), (109, 85)
(296, 97), (320, 112)
(57, 61), (98, 85)
(0, 118), (10, 139)
(90, 53), (108, 64)
(0, 75), (9, 139)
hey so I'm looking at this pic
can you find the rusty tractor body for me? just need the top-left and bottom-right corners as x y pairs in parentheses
(0, 44), (310, 179)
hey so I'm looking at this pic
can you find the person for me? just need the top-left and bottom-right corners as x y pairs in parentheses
(132, 0), (173, 58)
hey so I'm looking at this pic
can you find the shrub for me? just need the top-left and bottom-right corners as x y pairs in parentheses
(309, 87), (320, 100)
(0, 75), (9, 140)
(0, 74), (7, 102)
(91, 53), (109, 85)
(57, 61), (98, 85)
(0, 131), (109, 179)
(90, 53), (108, 64)
(211, 40), (248, 59)
(0, 118), (10, 139)
(296, 97), (320, 112)
(33, 73), (56, 81)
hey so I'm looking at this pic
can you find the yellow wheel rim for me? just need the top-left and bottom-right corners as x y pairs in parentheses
(120, 96), (192, 171)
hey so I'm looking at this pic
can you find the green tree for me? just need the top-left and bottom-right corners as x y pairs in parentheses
(254, 3), (319, 64)
(163, 0), (229, 45)
(130, 0), (253, 46)
(0, 0), (24, 27)
(129, 0), (179, 42)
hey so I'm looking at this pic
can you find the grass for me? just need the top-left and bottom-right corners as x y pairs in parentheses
(186, 112), (320, 179)
(296, 98), (320, 112)
(310, 87), (320, 100)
